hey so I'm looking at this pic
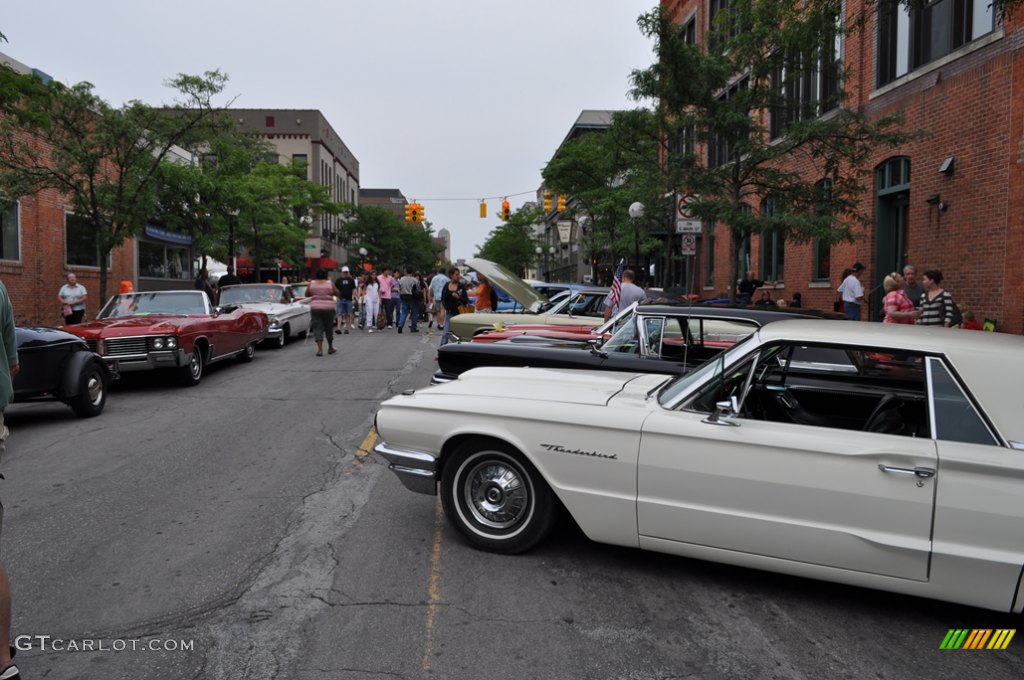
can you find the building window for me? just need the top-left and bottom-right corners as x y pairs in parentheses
(679, 15), (697, 45)
(708, 78), (749, 169)
(770, 27), (840, 139)
(877, 0), (994, 87)
(704, 220), (716, 287)
(292, 154), (308, 179)
(139, 241), (191, 280)
(65, 213), (107, 268)
(265, 116), (275, 127)
(759, 197), (784, 281)
(0, 201), (19, 261)
(813, 180), (832, 281)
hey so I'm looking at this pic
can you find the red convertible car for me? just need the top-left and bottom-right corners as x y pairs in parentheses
(65, 290), (269, 386)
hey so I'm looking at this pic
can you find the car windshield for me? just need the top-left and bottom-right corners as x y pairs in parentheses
(98, 292), (207, 318)
(220, 285), (286, 304)
(657, 333), (761, 406)
(290, 283), (309, 298)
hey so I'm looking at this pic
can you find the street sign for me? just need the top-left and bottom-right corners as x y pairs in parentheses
(675, 192), (701, 234)
(681, 234), (697, 255)
(304, 238), (320, 255)
(557, 220), (573, 244)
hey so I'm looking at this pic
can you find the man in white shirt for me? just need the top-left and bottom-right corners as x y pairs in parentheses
(58, 273), (88, 325)
(837, 262), (866, 321)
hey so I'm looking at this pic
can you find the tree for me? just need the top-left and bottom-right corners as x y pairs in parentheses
(629, 2), (921, 300)
(339, 205), (441, 273)
(0, 69), (230, 302)
(475, 205), (543, 277)
(542, 110), (670, 279)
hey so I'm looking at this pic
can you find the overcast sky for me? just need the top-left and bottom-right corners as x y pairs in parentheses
(3, 1), (656, 261)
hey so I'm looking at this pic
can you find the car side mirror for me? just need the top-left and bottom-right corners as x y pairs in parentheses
(702, 396), (740, 426)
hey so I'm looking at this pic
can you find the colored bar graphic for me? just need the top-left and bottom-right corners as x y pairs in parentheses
(940, 629), (1016, 650)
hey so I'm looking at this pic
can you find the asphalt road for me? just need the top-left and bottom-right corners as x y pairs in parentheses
(2, 326), (1022, 679)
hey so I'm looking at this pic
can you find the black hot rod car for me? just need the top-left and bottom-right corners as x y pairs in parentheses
(12, 326), (114, 418)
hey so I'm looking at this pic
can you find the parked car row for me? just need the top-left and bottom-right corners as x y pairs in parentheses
(10, 286), (293, 418)
(374, 260), (1024, 613)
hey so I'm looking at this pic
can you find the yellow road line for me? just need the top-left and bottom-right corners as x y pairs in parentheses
(355, 428), (377, 459)
(421, 495), (444, 672)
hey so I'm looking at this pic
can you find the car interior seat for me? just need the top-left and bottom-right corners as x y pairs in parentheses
(863, 393), (905, 435)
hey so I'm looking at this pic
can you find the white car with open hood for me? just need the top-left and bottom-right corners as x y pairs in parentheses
(375, 320), (1024, 612)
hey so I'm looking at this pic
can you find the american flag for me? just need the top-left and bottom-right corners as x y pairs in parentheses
(609, 258), (625, 309)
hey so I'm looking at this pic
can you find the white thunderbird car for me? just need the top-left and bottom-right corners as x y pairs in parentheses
(218, 283), (311, 348)
(376, 320), (1024, 612)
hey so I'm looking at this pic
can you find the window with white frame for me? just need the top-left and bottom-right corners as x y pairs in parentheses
(760, 197), (784, 281)
(65, 213), (108, 268)
(813, 180), (832, 281)
(769, 28), (841, 139)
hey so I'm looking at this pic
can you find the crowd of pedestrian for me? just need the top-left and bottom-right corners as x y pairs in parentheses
(840, 263), (974, 329)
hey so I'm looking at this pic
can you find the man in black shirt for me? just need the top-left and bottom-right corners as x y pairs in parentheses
(737, 271), (764, 305)
(218, 266), (242, 289)
(333, 266), (357, 334)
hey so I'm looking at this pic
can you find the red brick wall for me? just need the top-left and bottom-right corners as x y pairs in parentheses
(660, 0), (1024, 332)
(1, 186), (134, 327)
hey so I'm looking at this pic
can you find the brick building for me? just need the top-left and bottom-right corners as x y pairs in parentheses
(662, 0), (1024, 332)
(0, 51), (134, 326)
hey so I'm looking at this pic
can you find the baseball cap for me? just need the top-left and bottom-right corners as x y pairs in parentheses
(341, 266), (350, 272)
(852, 262), (865, 272)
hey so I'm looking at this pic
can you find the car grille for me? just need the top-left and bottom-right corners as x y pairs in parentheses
(85, 339), (99, 353)
(103, 337), (152, 357)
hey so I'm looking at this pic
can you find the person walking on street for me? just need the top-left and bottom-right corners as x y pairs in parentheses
(602, 269), (646, 322)
(334, 266), (357, 334)
(58, 273), (88, 325)
(218, 266), (242, 289)
(307, 269), (339, 356)
(473, 274), (496, 313)
(440, 268), (469, 346)
(397, 266), (421, 333)
(379, 268), (396, 328)
(363, 272), (381, 332)
(837, 262), (866, 320)
(902, 265), (925, 309)
(917, 270), (957, 327)
(0, 279), (22, 680)
(428, 267), (450, 331)
(194, 267), (217, 305)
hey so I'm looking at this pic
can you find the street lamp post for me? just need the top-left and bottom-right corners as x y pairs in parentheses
(628, 202), (645, 284)
(535, 245), (544, 281)
(227, 208), (240, 273)
(547, 245), (556, 281)
(358, 246), (368, 272)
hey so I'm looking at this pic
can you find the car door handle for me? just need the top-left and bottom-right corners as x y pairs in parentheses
(877, 464), (935, 479)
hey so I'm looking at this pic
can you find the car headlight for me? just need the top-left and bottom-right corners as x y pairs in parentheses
(269, 318), (280, 328)
(153, 338), (165, 349)
(166, 336), (178, 349)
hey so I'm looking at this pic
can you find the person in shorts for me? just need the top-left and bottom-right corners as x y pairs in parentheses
(307, 269), (339, 356)
(0, 279), (21, 680)
(333, 266), (357, 334)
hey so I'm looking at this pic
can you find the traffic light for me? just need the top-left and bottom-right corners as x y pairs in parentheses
(557, 193), (567, 211)
(501, 200), (511, 221)
(413, 203), (424, 222)
(543, 191), (553, 212)
(479, 201), (487, 218)
(404, 203), (414, 222)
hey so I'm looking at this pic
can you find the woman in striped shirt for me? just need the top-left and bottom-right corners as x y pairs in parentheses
(307, 268), (340, 356)
(916, 270), (955, 327)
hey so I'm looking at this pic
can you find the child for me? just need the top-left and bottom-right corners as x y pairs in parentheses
(960, 310), (983, 331)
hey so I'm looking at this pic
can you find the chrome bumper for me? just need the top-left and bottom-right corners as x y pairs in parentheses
(100, 349), (187, 372)
(430, 369), (458, 385)
(374, 442), (437, 495)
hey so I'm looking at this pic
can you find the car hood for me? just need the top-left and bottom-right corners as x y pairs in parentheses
(67, 316), (190, 337)
(427, 366), (643, 405)
(467, 258), (548, 313)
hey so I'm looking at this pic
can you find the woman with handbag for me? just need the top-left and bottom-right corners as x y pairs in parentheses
(440, 268), (469, 346)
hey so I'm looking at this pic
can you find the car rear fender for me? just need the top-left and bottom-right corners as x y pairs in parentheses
(59, 352), (109, 398)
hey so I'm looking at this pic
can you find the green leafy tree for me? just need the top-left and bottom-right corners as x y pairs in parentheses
(340, 205), (441, 273)
(475, 205), (543, 277)
(542, 110), (669, 275)
(629, 2), (921, 299)
(0, 69), (230, 302)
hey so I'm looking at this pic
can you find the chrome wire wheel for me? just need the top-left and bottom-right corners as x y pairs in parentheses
(463, 458), (531, 530)
(441, 440), (558, 554)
